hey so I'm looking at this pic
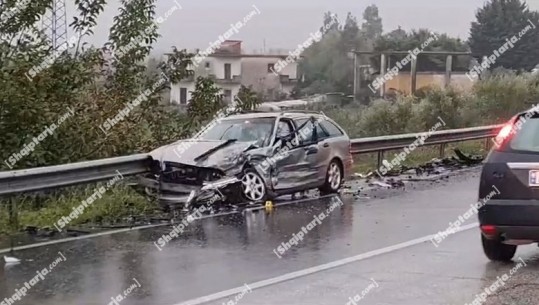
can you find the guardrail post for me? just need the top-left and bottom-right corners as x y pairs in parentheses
(485, 138), (492, 151)
(8, 199), (18, 232)
(439, 143), (446, 158)
(445, 55), (453, 88)
(377, 150), (384, 169)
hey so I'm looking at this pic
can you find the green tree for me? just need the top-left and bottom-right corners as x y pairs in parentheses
(0, 0), (200, 168)
(187, 77), (225, 128)
(234, 85), (260, 112)
(361, 5), (383, 41)
(342, 12), (360, 50)
(0, 0), (242, 232)
(322, 11), (340, 32)
(469, 0), (539, 71)
(299, 8), (386, 96)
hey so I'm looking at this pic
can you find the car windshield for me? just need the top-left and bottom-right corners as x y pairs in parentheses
(201, 118), (276, 146)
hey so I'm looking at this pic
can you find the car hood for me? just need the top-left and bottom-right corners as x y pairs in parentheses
(149, 139), (262, 169)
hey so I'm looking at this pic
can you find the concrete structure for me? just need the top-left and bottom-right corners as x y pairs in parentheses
(384, 72), (475, 94)
(351, 51), (473, 98)
(170, 40), (299, 105)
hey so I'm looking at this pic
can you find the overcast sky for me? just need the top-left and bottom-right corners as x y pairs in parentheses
(66, 0), (539, 54)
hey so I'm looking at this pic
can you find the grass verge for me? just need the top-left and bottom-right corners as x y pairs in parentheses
(0, 183), (159, 235)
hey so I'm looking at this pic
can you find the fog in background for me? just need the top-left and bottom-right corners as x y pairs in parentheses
(65, 0), (539, 54)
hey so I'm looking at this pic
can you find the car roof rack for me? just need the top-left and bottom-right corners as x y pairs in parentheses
(236, 110), (271, 114)
(280, 109), (327, 118)
(239, 105), (327, 118)
(280, 109), (320, 114)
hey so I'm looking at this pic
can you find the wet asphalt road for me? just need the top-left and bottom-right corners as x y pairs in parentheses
(2, 168), (539, 305)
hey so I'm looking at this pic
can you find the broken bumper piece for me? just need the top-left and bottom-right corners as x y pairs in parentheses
(201, 177), (240, 191)
(133, 173), (242, 209)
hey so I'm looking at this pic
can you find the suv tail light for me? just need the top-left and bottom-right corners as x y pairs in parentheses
(493, 120), (515, 150)
(480, 225), (497, 237)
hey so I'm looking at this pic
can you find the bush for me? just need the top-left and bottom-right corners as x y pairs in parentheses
(326, 72), (539, 138)
(413, 87), (471, 130)
(356, 98), (415, 137)
(470, 73), (539, 124)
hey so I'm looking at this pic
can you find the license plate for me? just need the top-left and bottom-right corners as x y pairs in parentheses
(529, 170), (539, 186)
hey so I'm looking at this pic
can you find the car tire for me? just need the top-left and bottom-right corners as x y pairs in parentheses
(481, 234), (517, 262)
(241, 169), (267, 202)
(319, 159), (343, 195)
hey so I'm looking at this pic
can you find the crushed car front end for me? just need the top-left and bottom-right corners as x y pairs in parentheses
(133, 136), (275, 211)
(136, 159), (245, 210)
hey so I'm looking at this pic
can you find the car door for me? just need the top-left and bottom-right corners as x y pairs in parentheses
(317, 118), (351, 181)
(313, 118), (333, 183)
(272, 118), (319, 190)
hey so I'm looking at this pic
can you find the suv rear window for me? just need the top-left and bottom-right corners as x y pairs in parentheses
(510, 117), (539, 152)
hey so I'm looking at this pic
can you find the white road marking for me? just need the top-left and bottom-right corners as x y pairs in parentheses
(173, 223), (479, 305)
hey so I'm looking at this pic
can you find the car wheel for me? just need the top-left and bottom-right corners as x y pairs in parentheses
(241, 169), (266, 202)
(319, 160), (343, 194)
(481, 234), (517, 262)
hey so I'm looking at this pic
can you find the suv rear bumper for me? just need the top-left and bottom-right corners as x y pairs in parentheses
(484, 226), (539, 241)
(479, 199), (539, 226)
(479, 199), (539, 241)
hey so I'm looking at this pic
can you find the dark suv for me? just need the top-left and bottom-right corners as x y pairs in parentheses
(479, 107), (539, 261)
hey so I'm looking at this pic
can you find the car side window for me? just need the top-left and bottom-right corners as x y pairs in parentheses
(293, 118), (316, 145)
(315, 120), (330, 140)
(320, 120), (344, 137)
(276, 120), (293, 138)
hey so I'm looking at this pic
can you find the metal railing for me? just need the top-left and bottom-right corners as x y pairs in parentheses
(351, 124), (502, 167)
(0, 124), (502, 196)
(0, 154), (151, 196)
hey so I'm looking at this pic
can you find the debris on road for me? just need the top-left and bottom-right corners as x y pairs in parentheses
(387, 178), (405, 188)
(4, 255), (21, 265)
(348, 148), (485, 195)
(370, 181), (392, 188)
(454, 148), (484, 165)
(353, 172), (374, 179)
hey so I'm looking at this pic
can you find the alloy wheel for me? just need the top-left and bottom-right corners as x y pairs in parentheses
(328, 162), (342, 190)
(241, 171), (266, 201)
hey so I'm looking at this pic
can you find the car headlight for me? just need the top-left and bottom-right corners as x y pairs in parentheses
(223, 153), (245, 164)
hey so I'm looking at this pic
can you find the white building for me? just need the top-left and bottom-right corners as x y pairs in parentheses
(170, 40), (299, 105)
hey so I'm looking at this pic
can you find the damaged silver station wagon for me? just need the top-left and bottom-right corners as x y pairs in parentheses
(135, 110), (353, 211)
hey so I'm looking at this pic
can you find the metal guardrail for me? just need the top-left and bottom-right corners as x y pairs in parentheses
(0, 124), (502, 196)
(351, 124), (502, 153)
(351, 124), (502, 168)
(0, 154), (151, 196)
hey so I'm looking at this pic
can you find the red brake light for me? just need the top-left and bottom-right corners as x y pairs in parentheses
(480, 225), (497, 236)
(493, 122), (514, 148)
